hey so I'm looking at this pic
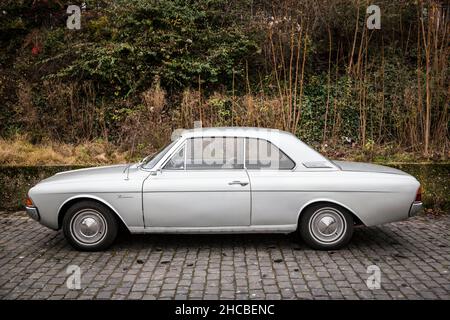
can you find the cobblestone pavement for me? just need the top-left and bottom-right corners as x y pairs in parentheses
(0, 211), (449, 300)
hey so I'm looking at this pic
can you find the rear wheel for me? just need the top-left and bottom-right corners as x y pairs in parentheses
(299, 203), (353, 250)
(62, 200), (118, 251)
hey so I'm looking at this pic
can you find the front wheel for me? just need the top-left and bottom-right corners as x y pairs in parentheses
(62, 200), (118, 251)
(298, 203), (354, 250)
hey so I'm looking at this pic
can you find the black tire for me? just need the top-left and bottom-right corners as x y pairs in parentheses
(62, 200), (118, 251)
(298, 203), (353, 250)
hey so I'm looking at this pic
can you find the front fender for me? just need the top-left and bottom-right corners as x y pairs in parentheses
(57, 194), (131, 231)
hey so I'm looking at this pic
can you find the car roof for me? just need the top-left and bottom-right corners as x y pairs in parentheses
(179, 127), (295, 139)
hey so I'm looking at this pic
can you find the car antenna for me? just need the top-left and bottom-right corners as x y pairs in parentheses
(126, 164), (131, 180)
(123, 163), (131, 180)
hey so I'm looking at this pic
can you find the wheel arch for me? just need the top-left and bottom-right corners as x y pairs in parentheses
(57, 195), (130, 232)
(296, 199), (365, 228)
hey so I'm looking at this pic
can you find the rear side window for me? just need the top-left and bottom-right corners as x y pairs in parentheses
(245, 138), (295, 170)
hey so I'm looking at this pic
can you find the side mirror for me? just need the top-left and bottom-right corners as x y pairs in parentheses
(150, 168), (162, 176)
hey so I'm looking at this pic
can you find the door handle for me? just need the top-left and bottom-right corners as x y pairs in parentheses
(228, 181), (249, 186)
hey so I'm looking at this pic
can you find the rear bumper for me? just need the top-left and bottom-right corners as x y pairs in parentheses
(25, 206), (40, 221)
(409, 201), (423, 217)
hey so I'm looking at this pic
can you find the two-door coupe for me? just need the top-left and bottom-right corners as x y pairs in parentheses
(26, 127), (422, 251)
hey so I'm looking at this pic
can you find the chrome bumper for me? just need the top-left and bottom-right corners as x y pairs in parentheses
(25, 206), (40, 221)
(409, 201), (423, 217)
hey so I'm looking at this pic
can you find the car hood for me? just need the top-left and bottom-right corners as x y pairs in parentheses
(333, 160), (409, 176)
(39, 164), (131, 184)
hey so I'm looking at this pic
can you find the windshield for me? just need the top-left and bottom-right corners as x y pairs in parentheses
(141, 139), (179, 169)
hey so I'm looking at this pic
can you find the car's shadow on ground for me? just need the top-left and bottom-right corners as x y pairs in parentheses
(107, 225), (406, 252)
(114, 230), (301, 248)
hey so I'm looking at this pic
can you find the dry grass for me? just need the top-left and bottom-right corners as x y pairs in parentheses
(0, 135), (128, 166)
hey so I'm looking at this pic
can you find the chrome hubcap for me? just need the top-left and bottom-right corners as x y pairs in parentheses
(317, 216), (338, 235)
(80, 217), (99, 237)
(309, 208), (346, 244)
(70, 209), (107, 245)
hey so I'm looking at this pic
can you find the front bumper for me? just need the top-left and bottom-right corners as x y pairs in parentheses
(409, 201), (423, 217)
(25, 206), (40, 221)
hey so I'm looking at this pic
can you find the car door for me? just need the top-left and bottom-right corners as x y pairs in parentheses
(142, 136), (251, 228)
(244, 138), (299, 227)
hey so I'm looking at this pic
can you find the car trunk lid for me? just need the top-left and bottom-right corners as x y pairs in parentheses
(333, 160), (409, 176)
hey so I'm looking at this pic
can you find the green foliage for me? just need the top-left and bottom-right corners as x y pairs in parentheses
(42, 0), (259, 96)
(208, 96), (233, 125)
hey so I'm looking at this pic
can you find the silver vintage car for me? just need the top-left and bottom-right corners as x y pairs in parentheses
(26, 127), (422, 251)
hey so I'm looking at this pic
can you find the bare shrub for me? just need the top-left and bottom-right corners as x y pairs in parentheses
(119, 82), (172, 160)
(15, 82), (38, 131)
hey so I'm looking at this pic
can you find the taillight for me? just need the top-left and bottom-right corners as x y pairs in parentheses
(415, 186), (422, 202)
(25, 196), (34, 207)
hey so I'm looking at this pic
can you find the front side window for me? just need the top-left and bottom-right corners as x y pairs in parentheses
(245, 138), (295, 170)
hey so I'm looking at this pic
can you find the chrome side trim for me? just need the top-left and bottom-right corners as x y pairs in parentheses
(128, 224), (297, 234)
